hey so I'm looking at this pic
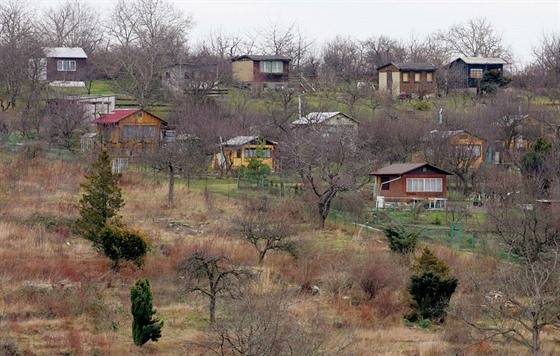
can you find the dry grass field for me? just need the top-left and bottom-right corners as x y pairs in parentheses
(0, 152), (558, 355)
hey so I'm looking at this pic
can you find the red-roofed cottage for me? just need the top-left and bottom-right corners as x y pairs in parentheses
(93, 109), (167, 149)
(369, 163), (452, 202)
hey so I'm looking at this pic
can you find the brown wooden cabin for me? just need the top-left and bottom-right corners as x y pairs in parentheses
(93, 109), (167, 150)
(232, 55), (291, 91)
(377, 62), (437, 98)
(370, 163), (452, 201)
(42, 47), (88, 85)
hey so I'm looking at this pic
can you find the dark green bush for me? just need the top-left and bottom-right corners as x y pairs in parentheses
(99, 225), (149, 270)
(382, 224), (419, 255)
(131, 278), (163, 346)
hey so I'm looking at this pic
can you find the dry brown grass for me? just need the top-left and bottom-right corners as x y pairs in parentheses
(1, 153), (558, 354)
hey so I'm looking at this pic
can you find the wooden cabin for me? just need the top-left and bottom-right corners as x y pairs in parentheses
(413, 130), (486, 168)
(93, 109), (167, 150)
(213, 136), (277, 171)
(232, 55), (291, 91)
(291, 112), (358, 133)
(41, 47), (88, 86)
(447, 57), (507, 89)
(370, 163), (452, 203)
(377, 62), (437, 98)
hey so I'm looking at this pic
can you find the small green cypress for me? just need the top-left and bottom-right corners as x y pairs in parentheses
(131, 278), (163, 345)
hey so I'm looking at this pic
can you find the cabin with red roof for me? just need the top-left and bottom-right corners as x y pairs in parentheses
(93, 109), (167, 149)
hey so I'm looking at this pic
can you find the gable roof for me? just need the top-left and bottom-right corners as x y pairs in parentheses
(232, 54), (292, 62)
(369, 163), (452, 176)
(292, 111), (357, 125)
(44, 47), (87, 59)
(454, 56), (507, 65)
(377, 62), (437, 71)
(223, 135), (277, 147)
(93, 109), (166, 124)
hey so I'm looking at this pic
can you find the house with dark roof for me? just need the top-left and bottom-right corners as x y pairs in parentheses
(93, 109), (167, 149)
(377, 62), (437, 98)
(232, 54), (291, 91)
(41, 47), (88, 87)
(447, 57), (507, 89)
(212, 135), (277, 171)
(369, 163), (452, 203)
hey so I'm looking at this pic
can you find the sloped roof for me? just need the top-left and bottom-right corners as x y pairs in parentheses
(377, 62), (437, 71)
(223, 136), (277, 147)
(428, 130), (465, 139)
(369, 163), (452, 176)
(292, 112), (356, 125)
(93, 109), (145, 124)
(456, 57), (507, 65)
(232, 54), (292, 62)
(44, 47), (87, 59)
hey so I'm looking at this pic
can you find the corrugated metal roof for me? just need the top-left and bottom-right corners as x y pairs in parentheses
(44, 47), (88, 58)
(292, 112), (349, 125)
(223, 136), (277, 146)
(232, 54), (292, 62)
(369, 163), (452, 176)
(378, 62), (437, 71)
(458, 57), (507, 65)
(93, 109), (141, 124)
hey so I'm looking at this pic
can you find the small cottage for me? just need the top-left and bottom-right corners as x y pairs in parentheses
(414, 130), (486, 168)
(41, 47), (88, 86)
(93, 109), (167, 149)
(447, 57), (507, 89)
(232, 55), (291, 91)
(377, 62), (437, 98)
(291, 112), (358, 133)
(370, 163), (452, 204)
(213, 136), (277, 171)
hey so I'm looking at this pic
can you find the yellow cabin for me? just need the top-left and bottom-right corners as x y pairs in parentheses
(413, 130), (485, 168)
(93, 109), (167, 149)
(212, 136), (277, 171)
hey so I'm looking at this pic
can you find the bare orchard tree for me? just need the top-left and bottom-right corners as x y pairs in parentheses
(362, 35), (406, 71)
(532, 31), (560, 90)
(39, 0), (105, 54)
(0, 0), (42, 111)
(457, 172), (560, 356)
(176, 244), (253, 324)
(320, 36), (366, 83)
(143, 135), (208, 205)
(280, 127), (372, 229)
(235, 197), (299, 265)
(190, 290), (355, 356)
(105, 0), (193, 107)
(435, 17), (513, 61)
(44, 98), (88, 151)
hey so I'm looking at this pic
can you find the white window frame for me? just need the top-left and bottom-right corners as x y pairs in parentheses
(57, 60), (76, 72)
(259, 61), (283, 74)
(470, 68), (483, 79)
(406, 178), (443, 192)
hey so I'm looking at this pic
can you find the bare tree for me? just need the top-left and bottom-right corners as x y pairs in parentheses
(176, 245), (253, 323)
(105, 0), (193, 107)
(44, 97), (88, 151)
(236, 199), (299, 265)
(39, 0), (105, 54)
(320, 36), (366, 83)
(190, 290), (355, 356)
(458, 173), (560, 356)
(532, 31), (560, 91)
(435, 17), (513, 61)
(0, 0), (42, 111)
(280, 127), (372, 229)
(362, 35), (406, 71)
(143, 136), (208, 205)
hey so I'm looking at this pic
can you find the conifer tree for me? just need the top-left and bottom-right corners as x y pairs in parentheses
(131, 278), (163, 345)
(75, 149), (124, 246)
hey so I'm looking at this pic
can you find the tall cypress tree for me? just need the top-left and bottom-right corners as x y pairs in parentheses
(131, 278), (163, 345)
(75, 149), (124, 246)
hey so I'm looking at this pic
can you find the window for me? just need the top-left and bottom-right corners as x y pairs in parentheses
(244, 148), (271, 158)
(123, 125), (156, 138)
(414, 72), (421, 82)
(470, 68), (483, 78)
(406, 178), (443, 192)
(454, 144), (481, 158)
(57, 60), (76, 71)
(259, 61), (283, 74)
(380, 176), (391, 190)
(426, 72), (433, 82)
(402, 72), (409, 82)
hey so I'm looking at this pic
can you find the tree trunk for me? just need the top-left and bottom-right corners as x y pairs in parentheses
(209, 294), (216, 324)
(532, 325), (541, 356)
(168, 164), (174, 205)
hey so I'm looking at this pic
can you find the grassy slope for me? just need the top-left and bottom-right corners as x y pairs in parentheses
(2, 151), (557, 355)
